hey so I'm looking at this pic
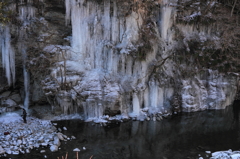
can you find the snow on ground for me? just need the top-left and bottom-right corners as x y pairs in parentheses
(0, 112), (22, 124)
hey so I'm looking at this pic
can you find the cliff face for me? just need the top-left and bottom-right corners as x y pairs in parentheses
(0, 0), (239, 120)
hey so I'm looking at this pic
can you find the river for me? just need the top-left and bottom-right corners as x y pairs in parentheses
(5, 100), (240, 159)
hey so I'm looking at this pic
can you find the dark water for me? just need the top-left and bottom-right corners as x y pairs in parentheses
(5, 101), (240, 159)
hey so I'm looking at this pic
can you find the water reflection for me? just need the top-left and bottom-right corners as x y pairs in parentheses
(233, 100), (240, 142)
(7, 102), (240, 159)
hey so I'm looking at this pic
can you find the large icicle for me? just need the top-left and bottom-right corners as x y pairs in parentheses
(18, 39), (30, 111)
(132, 93), (140, 116)
(23, 64), (30, 111)
(161, 1), (173, 42)
(65, 0), (72, 25)
(0, 26), (15, 86)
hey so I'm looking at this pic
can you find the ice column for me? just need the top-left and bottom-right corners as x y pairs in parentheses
(17, 35), (30, 111)
(149, 79), (158, 108)
(132, 93), (140, 116)
(0, 26), (15, 86)
(161, 0), (173, 41)
(23, 65), (30, 111)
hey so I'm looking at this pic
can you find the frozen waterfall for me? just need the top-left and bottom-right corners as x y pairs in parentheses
(30, 0), (239, 121)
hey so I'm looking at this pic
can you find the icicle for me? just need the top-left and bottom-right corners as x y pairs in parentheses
(19, 45), (30, 112)
(149, 79), (158, 108)
(65, 0), (72, 25)
(161, 1), (172, 41)
(9, 46), (15, 85)
(132, 93), (140, 116)
(23, 64), (30, 111)
(0, 26), (15, 86)
(18, 0), (38, 21)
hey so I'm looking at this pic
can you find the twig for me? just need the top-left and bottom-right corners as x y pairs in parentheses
(76, 151), (79, 159)
(231, 0), (237, 16)
(89, 155), (93, 159)
(65, 152), (68, 159)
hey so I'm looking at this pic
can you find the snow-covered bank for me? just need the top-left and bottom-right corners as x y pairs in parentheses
(0, 112), (72, 157)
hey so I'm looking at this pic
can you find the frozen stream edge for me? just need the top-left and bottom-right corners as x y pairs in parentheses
(1, 110), (240, 158)
(0, 112), (72, 157)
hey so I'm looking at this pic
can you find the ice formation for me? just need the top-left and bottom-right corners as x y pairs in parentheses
(17, 0), (38, 111)
(0, 0), (239, 121)
(44, 0), (236, 121)
(0, 26), (15, 86)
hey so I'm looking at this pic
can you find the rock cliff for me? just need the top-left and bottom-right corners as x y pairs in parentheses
(0, 0), (239, 120)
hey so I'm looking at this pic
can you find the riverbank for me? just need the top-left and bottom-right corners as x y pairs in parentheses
(0, 108), (74, 158)
(1, 105), (240, 159)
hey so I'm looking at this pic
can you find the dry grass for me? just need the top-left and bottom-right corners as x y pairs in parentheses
(57, 152), (93, 159)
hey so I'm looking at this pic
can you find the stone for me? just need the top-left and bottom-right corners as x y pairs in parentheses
(22, 138), (27, 145)
(38, 136), (44, 143)
(53, 136), (61, 147)
(0, 146), (5, 154)
(231, 154), (240, 159)
(0, 91), (11, 98)
(12, 151), (20, 155)
(41, 143), (48, 147)
(205, 151), (211, 154)
(71, 136), (76, 139)
(34, 143), (40, 148)
(1, 99), (17, 108)
(50, 145), (58, 152)
(9, 94), (22, 103)
(5, 148), (11, 154)
(5, 135), (11, 141)
(57, 133), (65, 140)
(17, 139), (22, 146)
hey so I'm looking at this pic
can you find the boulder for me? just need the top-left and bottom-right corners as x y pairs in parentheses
(1, 99), (17, 107)
(9, 94), (22, 103)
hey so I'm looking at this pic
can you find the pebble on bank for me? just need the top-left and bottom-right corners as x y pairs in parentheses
(0, 112), (69, 157)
